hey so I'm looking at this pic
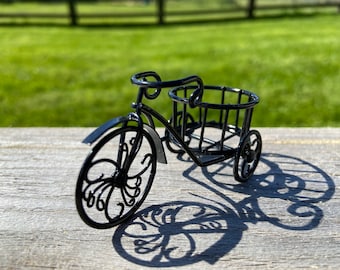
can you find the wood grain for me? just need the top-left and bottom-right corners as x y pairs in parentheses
(0, 128), (339, 269)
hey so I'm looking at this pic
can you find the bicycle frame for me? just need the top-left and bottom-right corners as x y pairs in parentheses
(76, 70), (262, 229)
(136, 102), (236, 167)
(82, 71), (248, 168)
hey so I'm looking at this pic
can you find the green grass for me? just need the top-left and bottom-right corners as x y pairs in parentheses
(0, 3), (339, 127)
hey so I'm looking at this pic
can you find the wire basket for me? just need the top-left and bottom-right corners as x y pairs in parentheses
(167, 84), (260, 158)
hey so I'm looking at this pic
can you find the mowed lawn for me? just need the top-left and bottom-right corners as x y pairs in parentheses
(0, 11), (339, 126)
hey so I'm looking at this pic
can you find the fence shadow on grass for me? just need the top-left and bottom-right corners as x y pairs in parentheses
(112, 153), (335, 267)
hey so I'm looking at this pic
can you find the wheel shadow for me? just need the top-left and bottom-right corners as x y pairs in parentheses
(112, 152), (335, 267)
(113, 200), (245, 267)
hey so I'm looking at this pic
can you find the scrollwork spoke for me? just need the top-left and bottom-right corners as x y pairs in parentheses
(84, 158), (118, 183)
(128, 153), (153, 179)
(76, 126), (157, 228)
(83, 181), (110, 209)
(233, 130), (262, 182)
(241, 159), (250, 178)
(121, 176), (142, 207)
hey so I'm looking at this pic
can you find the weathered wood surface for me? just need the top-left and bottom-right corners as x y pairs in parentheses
(0, 128), (339, 269)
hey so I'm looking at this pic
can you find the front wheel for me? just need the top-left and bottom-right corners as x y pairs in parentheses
(75, 126), (157, 229)
(233, 130), (262, 182)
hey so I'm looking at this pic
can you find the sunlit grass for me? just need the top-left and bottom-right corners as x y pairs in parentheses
(0, 6), (339, 127)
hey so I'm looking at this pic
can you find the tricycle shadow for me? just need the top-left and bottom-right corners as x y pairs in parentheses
(112, 152), (335, 267)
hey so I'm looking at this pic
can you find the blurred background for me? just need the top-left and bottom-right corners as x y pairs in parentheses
(0, 0), (339, 126)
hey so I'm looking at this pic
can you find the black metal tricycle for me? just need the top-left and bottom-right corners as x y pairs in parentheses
(75, 71), (262, 229)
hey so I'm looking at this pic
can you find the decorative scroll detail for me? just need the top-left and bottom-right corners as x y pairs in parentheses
(80, 133), (154, 223)
(113, 201), (242, 267)
(234, 130), (262, 182)
(240, 135), (261, 178)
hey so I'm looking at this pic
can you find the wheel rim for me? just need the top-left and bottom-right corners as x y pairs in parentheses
(76, 126), (156, 229)
(234, 130), (262, 182)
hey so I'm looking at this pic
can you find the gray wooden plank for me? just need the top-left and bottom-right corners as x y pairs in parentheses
(0, 128), (339, 269)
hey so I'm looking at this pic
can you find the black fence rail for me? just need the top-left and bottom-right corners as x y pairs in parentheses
(247, 0), (340, 18)
(0, 0), (339, 25)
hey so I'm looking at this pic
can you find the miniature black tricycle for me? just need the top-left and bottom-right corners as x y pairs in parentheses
(75, 71), (262, 229)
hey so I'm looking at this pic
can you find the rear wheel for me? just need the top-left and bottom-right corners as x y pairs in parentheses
(233, 130), (262, 182)
(75, 126), (157, 229)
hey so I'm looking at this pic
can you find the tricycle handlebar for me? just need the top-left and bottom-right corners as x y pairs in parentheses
(131, 71), (204, 107)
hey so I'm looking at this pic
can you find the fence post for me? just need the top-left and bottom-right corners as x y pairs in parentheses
(157, 0), (165, 25)
(247, 0), (256, 19)
(68, 0), (78, 26)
